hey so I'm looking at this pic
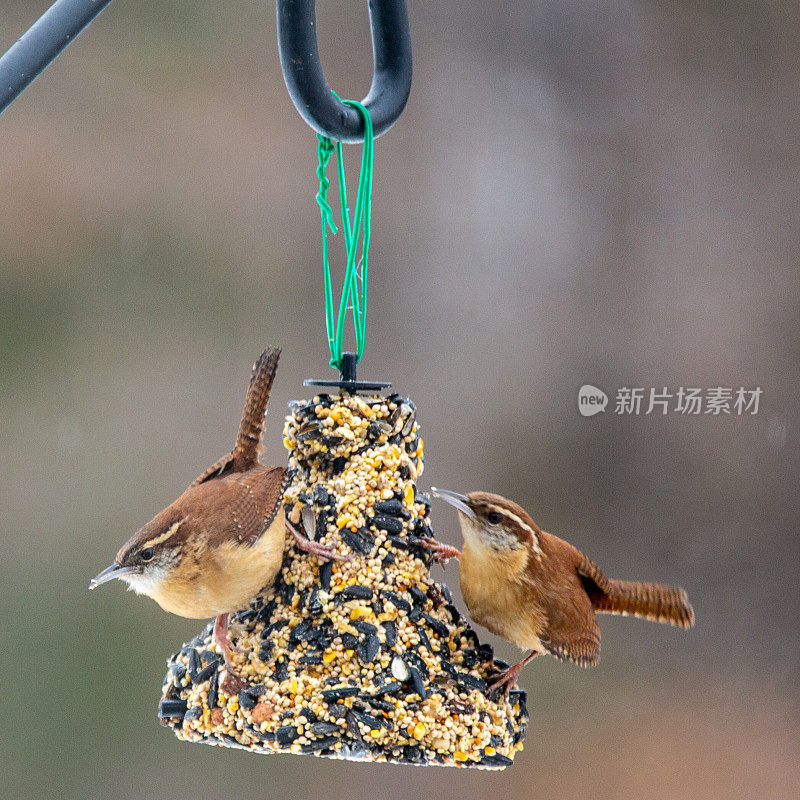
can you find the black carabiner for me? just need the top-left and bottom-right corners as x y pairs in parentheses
(276, 0), (412, 142)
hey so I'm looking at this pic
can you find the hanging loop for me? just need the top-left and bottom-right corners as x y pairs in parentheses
(276, 0), (412, 142)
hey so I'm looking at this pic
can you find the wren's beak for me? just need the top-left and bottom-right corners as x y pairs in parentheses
(89, 563), (136, 590)
(431, 487), (476, 520)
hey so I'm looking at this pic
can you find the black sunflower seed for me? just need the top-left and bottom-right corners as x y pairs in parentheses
(312, 485), (331, 506)
(319, 559), (333, 590)
(238, 690), (258, 710)
(357, 634), (380, 663)
(272, 659), (289, 683)
(493, 659), (510, 671)
(372, 681), (403, 697)
(409, 608), (422, 623)
(481, 753), (513, 768)
(308, 588), (323, 616)
(345, 711), (365, 743)
(207, 670), (219, 708)
(169, 663), (186, 684)
(456, 672), (488, 692)
(258, 642), (273, 662)
(461, 649), (479, 669)
(183, 706), (202, 721)
(340, 632), (358, 649)
(477, 643), (495, 662)
(445, 603), (462, 623)
(289, 619), (314, 644)
(409, 585), (427, 607)
(342, 585), (373, 600)
(382, 591), (411, 612)
(367, 422), (383, 440)
(382, 552), (395, 566)
(350, 709), (382, 730)
(187, 648), (200, 676)
(315, 512), (327, 541)
(439, 656), (458, 680)
(365, 697), (394, 713)
(191, 663), (216, 685)
(463, 628), (481, 648)
(371, 513), (403, 535)
(509, 689), (528, 721)
(416, 626), (433, 653)
(321, 686), (360, 702)
(341, 528), (373, 556)
(302, 737), (339, 753)
(423, 614), (449, 638)
(158, 698), (187, 719)
(386, 535), (409, 551)
(405, 650), (429, 679)
(352, 620), (378, 636)
(402, 745), (427, 765)
(373, 499), (405, 518)
(408, 666), (428, 699)
(275, 725), (299, 746)
(331, 456), (347, 474)
(381, 620), (397, 649)
(398, 463), (411, 479)
(257, 599), (276, 624)
(299, 653), (323, 665)
(310, 721), (339, 736)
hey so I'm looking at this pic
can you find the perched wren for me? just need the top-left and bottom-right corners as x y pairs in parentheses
(90, 347), (342, 674)
(425, 489), (694, 696)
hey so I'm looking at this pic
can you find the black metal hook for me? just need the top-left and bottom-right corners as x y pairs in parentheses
(276, 0), (412, 142)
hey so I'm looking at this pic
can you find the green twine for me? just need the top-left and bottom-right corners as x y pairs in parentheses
(315, 97), (374, 371)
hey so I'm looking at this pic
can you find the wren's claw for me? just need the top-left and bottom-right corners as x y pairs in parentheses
(487, 652), (539, 698)
(418, 536), (461, 566)
(286, 521), (352, 562)
(213, 612), (244, 678)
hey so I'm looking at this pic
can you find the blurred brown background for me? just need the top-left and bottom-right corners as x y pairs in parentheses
(1, 0), (798, 798)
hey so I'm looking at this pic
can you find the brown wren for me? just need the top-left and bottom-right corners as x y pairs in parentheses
(424, 489), (694, 696)
(90, 347), (343, 675)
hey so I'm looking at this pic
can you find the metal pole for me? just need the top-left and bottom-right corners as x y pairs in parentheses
(0, 0), (116, 116)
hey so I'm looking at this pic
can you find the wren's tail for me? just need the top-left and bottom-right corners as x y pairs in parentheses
(232, 347), (281, 471)
(579, 557), (694, 628)
(594, 579), (694, 628)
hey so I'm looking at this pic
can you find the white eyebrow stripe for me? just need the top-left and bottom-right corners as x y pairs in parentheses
(487, 503), (543, 559)
(142, 518), (184, 549)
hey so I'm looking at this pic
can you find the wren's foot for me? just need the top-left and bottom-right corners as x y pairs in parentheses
(213, 612), (243, 677)
(418, 536), (461, 566)
(286, 521), (351, 562)
(487, 651), (539, 698)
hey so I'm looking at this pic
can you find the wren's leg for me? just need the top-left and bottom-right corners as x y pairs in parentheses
(286, 520), (351, 562)
(487, 651), (539, 698)
(213, 613), (242, 676)
(418, 536), (461, 566)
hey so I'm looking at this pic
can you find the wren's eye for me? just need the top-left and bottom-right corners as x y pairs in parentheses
(487, 511), (503, 525)
(140, 547), (155, 562)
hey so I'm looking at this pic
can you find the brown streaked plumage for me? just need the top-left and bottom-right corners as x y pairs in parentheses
(425, 489), (694, 696)
(90, 347), (344, 676)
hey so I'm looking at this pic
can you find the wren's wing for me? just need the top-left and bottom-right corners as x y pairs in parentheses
(190, 347), (281, 488)
(222, 466), (288, 546)
(534, 535), (602, 667)
(539, 590), (601, 668)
